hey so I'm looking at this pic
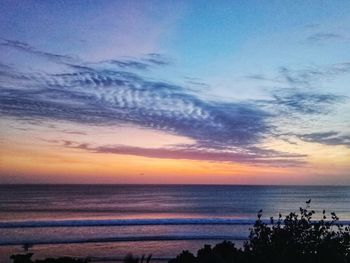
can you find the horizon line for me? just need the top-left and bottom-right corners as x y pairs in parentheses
(1, 183), (349, 187)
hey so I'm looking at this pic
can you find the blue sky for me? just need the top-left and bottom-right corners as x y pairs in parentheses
(0, 0), (350, 184)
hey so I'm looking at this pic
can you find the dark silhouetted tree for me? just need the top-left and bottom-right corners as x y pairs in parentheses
(169, 201), (350, 263)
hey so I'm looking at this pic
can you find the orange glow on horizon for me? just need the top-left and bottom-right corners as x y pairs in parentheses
(1, 119), (350, 185)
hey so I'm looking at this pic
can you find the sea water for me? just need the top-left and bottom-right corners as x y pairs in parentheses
(1, 185), (349, 262)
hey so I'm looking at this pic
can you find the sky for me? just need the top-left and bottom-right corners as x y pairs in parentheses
(0, 0), (350, 185)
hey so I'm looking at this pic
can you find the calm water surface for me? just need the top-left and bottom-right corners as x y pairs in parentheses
(1, 185), (349, 262)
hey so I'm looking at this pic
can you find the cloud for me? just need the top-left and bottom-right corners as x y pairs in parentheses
(271, 90), (346, 114)
(0, 70), (270, 148)
(244, 64), (348, 122)
(100, 60), (151, 70)
(278, 63), (350, 86)
(245, 74), (281, 83)
(144, 53), (171, 66)
(0, 39), (76, 64)
(306, 32), (345, 43)
(298, 132), (350, 148)
(97, 54), (171, 71)
(61, 140), (306, 166)
(2, 40), (346, 166)
(184, 77), (210, 90)
(0, 39), (170, 72)
(244, 62), (350, 89)
(0, 40), (271, 152)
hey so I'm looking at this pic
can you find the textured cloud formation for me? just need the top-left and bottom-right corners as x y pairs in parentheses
(306, 32), (345, 43)
(97, 54), (171, 71)
(0, 40), (271, 149)
(271, 90), (345, 114)
(0, 40), (346, 166)
(298, 132), (350, 148)
(0, 38), (170, 72)
(0, 69), (270, 148)
(245, 63), (350, 88)
(60, 140), (306, 166)
(279, 63), (350, 86)
(0, 39), (76, 63)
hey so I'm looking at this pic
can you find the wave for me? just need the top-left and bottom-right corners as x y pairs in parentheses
(0, 218), (259, 228)
(1, 218), (349, 229)
(0, 234), (249, 246)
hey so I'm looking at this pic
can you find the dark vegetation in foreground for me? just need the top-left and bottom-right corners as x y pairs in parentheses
(11, 202), (350, 263)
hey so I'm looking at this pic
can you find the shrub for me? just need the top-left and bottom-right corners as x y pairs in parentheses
(10, 253), (88, 263)
(123, 253), (152, 263)
(170, 201), (350, 263)
(169, 250), (196, 263)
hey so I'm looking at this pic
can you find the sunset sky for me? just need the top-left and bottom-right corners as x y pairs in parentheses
(0, 0), (350, 184)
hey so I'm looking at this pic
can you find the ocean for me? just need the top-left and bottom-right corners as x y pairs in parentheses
(1, 185), (350, 262)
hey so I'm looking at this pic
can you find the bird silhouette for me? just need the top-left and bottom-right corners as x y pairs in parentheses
(306, 199), (311, 204)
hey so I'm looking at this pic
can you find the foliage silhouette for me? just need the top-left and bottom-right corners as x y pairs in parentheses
(169, 250), (197, 263)
(123, 253), (152, 263)
(10, 253), (88, 263)
(169, 201), (350, 263)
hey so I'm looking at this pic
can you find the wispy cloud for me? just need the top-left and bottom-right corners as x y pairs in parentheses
(96, 54), (171, 71)
(0, 39), (76, 64)
(271, 90), (346, 114)
(143, 53), (171, 66)
(0, 40), (270, 150)
(298, 132), (350, 148)
(306, 32), (345, 44)
(0, 38), (170, 72)
(61, 140), (306, 166)
(0, 69), (270, 148)
(245, 74), (281, 83)
(245, 62), (350, 88)
(184, 77), (210, 90)
(1, 40), (347, 166)
(278, 63), (350, 87)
